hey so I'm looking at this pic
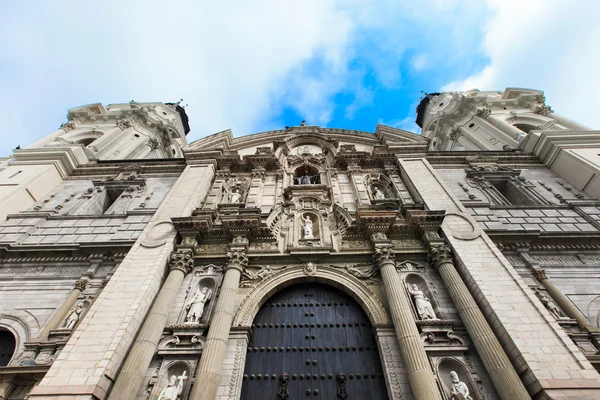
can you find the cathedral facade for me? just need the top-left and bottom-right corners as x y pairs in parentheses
(0, 90), (600, 400)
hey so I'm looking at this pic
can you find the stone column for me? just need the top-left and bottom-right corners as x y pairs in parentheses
(429, 245), (530, 400)
(533, 269), (592, 329)
(109, 251), (193, 400)
(189, 244), (248, 400)
(36, 279), (87, 340)
(372, 237), (442, 400)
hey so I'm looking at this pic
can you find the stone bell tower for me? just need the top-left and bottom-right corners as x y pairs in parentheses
(0, 101), (190, 221)
(416, 88), (589, 152)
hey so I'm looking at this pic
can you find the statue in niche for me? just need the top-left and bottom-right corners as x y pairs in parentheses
(63, 303), (84, 329)
(296, 171), (317, 185)
(408, 284), (437, 320)
(227, 186), (242, 203)
(372, 186), (385, 200)
(537, 292), (565, 319)
(158, 372), (187, 400)
(185, 287), (212, 324)
(303, 215), (314, 239)
(449, 371), (472, 400)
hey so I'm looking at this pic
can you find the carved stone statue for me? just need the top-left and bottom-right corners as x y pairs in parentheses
(185, 287), (212, 324)
(303, 215), (314, 239)
(158, 372), (187, 400)
(228, 187), (241, 203)
(408, 284), (436, 320)
(449, 371), (472, 400)
(63, 303), (84, 329)
(372, 186), (385, 200)
(537, 292), (565, 319)
(241, 265), (278, 287)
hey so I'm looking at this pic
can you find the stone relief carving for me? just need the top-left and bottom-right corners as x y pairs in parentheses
(185, 287), (212, 324)
(537, 292), (566, 319)
(449, 371), (473, 400)
(372, 186), (385, 200)
(241, 265), (284, 288)
(408, 284), (437, 320)
(63, 303), (84, 329)
(158, 372), (187, 400)
(343, 264), (380, 284)
(303, 262), (317, 276)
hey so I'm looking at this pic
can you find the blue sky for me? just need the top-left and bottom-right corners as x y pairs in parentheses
(1, 0), (599, 156)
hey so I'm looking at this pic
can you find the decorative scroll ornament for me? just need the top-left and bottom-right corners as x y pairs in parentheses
(278, 373), (290, 399)
(336, 372), (349, 399)
(169, 251), (194, 275)
(373, 245), (395, 267)
(428, 245), (453, 269)
(241, 265), (284, 288)
(226, 249), (248, 272)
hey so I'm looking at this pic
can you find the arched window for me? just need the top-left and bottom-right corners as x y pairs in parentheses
(0, 329), (16, 366)
(293, 166), (320, 185)
(75, 137), (96, 147)
(513, 123), (538, 134)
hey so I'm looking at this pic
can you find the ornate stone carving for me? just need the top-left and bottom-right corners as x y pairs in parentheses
(59, 121), (77, 132)
(534, 105), (553, 116)
(158, 372), (187, 400)
(428, 245), (453, 269)
(303, 262), (317, 276)
(226, 249), (248, 272)
(532, 269), (547, 281)
(169, 251), (194, 275)
(396, 260), (426, 272)
(227, 339), (247, 399)
(184, 287), (212, 324)
(373, 245), (395, 267)
(74, 279), (88, 292)
(343, 264), (380, 284)
(63, 303), (84, 329)
(475, 108), (491, 119)
(116, 118), (133, 130)
(241, 265), (283, 288)
(377, 335), (403, 399)
(449, 371), (473, 400)
(536, 292), (566, 319)
(408, 284), (437, 320)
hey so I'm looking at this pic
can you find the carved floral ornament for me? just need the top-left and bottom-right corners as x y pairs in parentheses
(428, 245), (454, 268)
(373, 245), (396, 266)
(169, 251), (194, 275)
(226, 249), (248, 271)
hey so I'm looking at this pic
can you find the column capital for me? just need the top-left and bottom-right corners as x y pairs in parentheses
(74, 279), (88, 292)
(427, 244), (454, 269)
(169, 251), (194, 275)
(373, 244), (395, 268)
(532, 268), (548, 282)
(226, 249), (248, 273)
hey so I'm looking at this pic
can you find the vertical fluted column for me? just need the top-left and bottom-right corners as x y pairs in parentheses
(533, 269), (591, 329)
(429, 245), (530, 400)
(37, 279), (87, 340)
(109, 251), (193, 400)
(189, 245), (248, 400)
(373, 238), (442, 400)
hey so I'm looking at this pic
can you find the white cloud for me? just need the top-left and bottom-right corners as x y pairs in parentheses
(443, 0), (600, 129)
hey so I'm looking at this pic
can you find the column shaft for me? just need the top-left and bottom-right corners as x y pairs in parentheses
(435, 259), (530, 400)
(37, 280), (86, 340)
(189, 267), (242, 400)
(379, 262), (442, 400)
(109, 255), (190, 400)
(537, 273), (591, 328)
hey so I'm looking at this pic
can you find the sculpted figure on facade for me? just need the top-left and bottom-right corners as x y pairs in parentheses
(158, 372), (187, 400)
(344, 264), (379, 284)
(185, 287), (212, 324)
(228, 186), (242, 203)
(372, 186), (385, 200)
(449, 371), (472, 400)
(63, 303), (84, 329)
(408, 284), (436, 320)
(303, 215), (314, 239)
(537, 292), (565, 319)
(241, 265), (279, 287)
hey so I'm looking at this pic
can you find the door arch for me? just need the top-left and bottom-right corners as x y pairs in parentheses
(241, 283), (388, 399)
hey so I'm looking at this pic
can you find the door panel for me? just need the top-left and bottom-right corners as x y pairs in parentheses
(241, 283), (387, 399)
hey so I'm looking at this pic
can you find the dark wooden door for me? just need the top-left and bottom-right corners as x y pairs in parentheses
(0, 330), (16, 367)
(241, 283), (387, 399)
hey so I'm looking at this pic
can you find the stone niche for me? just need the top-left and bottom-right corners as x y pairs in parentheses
(435, 357), (482, 400)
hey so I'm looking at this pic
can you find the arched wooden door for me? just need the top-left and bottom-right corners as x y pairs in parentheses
(241, 283), (388, 399)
